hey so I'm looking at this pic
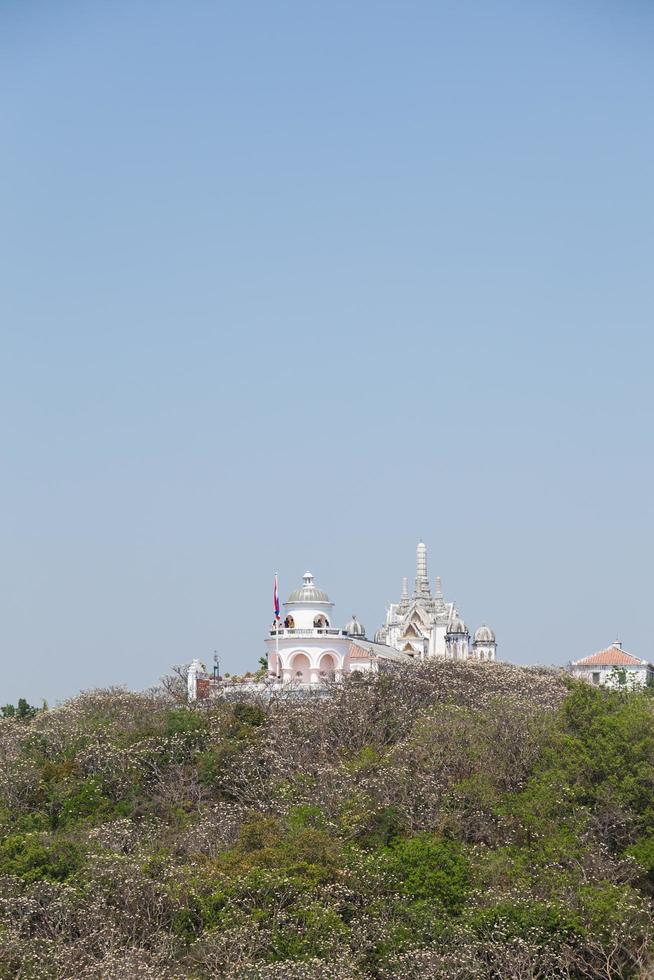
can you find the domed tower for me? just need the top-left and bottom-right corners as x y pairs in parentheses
(446, 615), (470, 660)
(283, 571), (334, 630)
(472, 624), (496, 662)
(345, 615), (366, 638)
(266, 571), (347, 685)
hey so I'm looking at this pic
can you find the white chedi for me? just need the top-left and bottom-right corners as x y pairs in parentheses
(375, 542), (497, 662)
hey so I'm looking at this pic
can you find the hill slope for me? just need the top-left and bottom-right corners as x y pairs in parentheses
(1, 661), (653, 978)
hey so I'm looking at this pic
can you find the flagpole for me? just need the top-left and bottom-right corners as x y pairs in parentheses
(275, 572), (280, 679)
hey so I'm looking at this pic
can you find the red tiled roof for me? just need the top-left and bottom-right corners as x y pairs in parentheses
(573, 646), (645, 667)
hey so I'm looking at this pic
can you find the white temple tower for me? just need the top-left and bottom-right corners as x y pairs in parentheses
(472, 625), (497, 661)
(445, 616), (470, 660)
(376, 541), (497, 662)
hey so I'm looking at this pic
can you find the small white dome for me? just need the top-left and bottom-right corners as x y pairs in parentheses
(286, 571), (332, 605)
(345, 615), (366, 637)
(447, 617), (468, 635)
(474, 624), (496, 644)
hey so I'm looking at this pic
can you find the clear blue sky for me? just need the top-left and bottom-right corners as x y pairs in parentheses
(1, 1), (653, 705)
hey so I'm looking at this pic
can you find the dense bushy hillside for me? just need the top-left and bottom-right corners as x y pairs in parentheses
(1, 661), (654, 978)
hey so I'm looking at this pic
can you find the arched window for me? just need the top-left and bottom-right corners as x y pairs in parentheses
(313, 615), (329, 629)
(290, 652), (311, 684)
(318, 653), (337, 681)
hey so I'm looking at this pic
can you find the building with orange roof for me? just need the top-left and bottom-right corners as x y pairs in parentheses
(570, 642), (653, 689)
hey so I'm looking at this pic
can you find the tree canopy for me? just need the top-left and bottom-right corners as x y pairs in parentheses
(0, 661), (652, 978)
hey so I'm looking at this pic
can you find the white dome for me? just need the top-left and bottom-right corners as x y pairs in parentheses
(447, 617), (468, 635)
(286, 572), (332, 605)
(474, 624), (495, 644)
(345, 615), (366, 637)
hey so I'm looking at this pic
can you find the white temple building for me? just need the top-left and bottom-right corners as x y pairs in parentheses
(265, 572), (412, 685)
(375, 542), (497, 661)
(186, 544), (497, 700)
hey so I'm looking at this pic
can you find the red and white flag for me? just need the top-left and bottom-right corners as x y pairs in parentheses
(273, 574), (280, 621)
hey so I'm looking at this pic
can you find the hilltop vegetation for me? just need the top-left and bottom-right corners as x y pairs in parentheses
(1, 661), (654, 978)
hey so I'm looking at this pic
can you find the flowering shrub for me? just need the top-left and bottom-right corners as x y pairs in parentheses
(0, 665), (653, 977)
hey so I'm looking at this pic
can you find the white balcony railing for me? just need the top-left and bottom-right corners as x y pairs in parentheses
(268, 627), (347, 638)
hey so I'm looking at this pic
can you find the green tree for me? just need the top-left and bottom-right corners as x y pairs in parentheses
(1, 698), (40, 719)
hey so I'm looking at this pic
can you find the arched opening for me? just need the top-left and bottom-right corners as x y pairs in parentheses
(290, 652), (311, 684)
(284, 614), (295, 629)
(318, 653), (337, 681)
(313, 615), (329, 629)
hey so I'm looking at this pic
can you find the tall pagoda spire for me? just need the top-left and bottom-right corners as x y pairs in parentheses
(414, 541), (432, 600)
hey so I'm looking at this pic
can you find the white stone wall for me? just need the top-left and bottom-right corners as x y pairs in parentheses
(428, 623), (448, 658)
(445, 635), (470, 660)
(472, 643), (496, 662)
(265, 632), (350, 684)
(187, 659), (205, 701)
(281, 600), (333, 630)
(571, 665), (651, 689)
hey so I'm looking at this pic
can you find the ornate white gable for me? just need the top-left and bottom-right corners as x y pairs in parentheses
(376, 542), (497, 664)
